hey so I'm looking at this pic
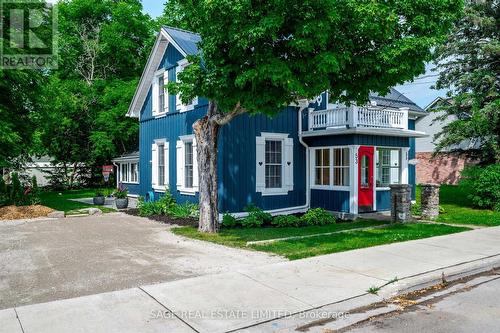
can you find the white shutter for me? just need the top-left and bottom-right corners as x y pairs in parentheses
(175, 65), (184, 112)
(151, 144), (158, 186)
(151, 78), (158, 115)
(284, 137), (294, 191)
(164, 143), (169, 187)
(255, 136), (265, 193)
(176, 140), (184, 189)
(163, 71), (169, 113)
(192, 138), (199, 191)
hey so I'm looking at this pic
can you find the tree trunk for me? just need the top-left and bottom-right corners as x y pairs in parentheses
(193, 101), (246, 233)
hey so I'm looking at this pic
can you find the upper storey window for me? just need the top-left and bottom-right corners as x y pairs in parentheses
(152, 69), (168, 116)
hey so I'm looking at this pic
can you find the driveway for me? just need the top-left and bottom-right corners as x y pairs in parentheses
(0, 213), (283, 310)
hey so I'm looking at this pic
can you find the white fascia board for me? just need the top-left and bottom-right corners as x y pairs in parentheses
(301, 128), (429, 138)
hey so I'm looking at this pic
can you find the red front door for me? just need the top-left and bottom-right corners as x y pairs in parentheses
(358, 146), (374, 213)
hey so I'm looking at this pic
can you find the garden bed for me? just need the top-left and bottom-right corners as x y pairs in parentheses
(125, 208), (198, 227)
(0, 205), (54, 220)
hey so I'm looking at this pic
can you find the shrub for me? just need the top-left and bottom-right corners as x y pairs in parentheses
(300, 208), (336, 226)
(460, 165), (500, 211)
(242, 204), (272, 227)
(241, 213), (264, 228)
(168, 202), (199, 219)
(158, 190), (176, 214)
(222, 213), (239, 228)
(10, 173), (24, 206)
(94, 190), (105, 197)
(271, 214), (301, 227)
(30, 176), (41, 205)
(137, 197), (163, 217)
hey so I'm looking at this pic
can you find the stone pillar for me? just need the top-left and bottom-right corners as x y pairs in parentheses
(390, 184), (412, 223)
(421, 184), (440, 220)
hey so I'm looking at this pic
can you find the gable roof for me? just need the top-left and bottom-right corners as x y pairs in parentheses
(162, 26), (201, 56)
(369, 88), (425, 115)
(127, 27), (201, 118)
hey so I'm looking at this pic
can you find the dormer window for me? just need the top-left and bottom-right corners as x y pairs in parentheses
(152, 69), (168, 116)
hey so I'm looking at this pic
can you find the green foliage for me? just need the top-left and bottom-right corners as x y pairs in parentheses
(241, 204), (272, 228)
(271, 215), (301, 228)
(158, 190), (176, 214)
(168, 0), (462, 115)
(411, 203), (446, 216)
(222, 213), (239, 228)
(434, 0), (499, 163)
(30, 176), (41, 205)
(300, 208), (336, 226)
(94, 190), (105, 197)
(137, 197), (164, 217)
(460, 165), (500, 211)
(168, 202), (200, 219)
(10, 173), (24, 206)
(113, 187), (128, 199)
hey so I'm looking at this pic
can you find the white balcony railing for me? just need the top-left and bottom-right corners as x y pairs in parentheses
(308, 106), (408, 131)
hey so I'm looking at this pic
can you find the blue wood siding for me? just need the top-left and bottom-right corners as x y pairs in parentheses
(376, 190), (391, 211)
(122, 183), (141, 196)
(408, 119), (416, 200)
(305, 134), (410, 148)
(311, 189), (350, 212)
(219, 107), (307, 213)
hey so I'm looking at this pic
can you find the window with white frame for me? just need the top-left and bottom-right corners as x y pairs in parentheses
(121, 163), (129, 182)
(176, 59), (198, 112)
(176, 135), (198, 194)
(314, 148), (330, 186)
(376, 148), (400, 187)
(152, 69), (168, 116)
(311, 147), (350, 189)
(333, 148), (350, 187)
(118, 162), (139, 184)
(130, 163), (138, 183)
(152, 140), (169, 190)
(256, 133), (293, 195)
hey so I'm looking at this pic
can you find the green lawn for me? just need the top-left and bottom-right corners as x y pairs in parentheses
(40, 188), (116, 214)
(173, 221), (469, 260)
(172, 219), (388, 248)
(416, 185), (500, 226)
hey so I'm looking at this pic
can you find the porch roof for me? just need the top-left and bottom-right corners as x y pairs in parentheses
(112, 151), (139, 163)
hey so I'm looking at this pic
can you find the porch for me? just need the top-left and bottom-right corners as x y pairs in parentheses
(304, 106), (426, 138)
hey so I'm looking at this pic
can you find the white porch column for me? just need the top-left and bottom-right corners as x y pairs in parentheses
(401, 147), (410, 184)
(349, 145), (360, 214)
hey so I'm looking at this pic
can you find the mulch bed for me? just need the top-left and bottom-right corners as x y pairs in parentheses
(0, 205), (54, 220)
(125, 209), (198, 227)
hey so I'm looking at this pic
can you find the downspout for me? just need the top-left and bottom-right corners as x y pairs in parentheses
(298, 103), (311, 210)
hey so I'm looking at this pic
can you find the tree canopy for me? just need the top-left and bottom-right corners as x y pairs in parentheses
(172, 0), (463, 114)
(36, 0), (154, 169)
(433, 0), (499, 163)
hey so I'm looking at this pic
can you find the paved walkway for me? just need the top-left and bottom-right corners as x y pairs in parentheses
(2, 226), (500, 333)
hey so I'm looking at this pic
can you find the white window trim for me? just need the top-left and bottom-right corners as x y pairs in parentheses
(152, 139), (169, 192)
(118, 161), (139, 185)
(310, 146), (351, 191)
(256, 132), (293, 196)
(375, 147), (405, 189)
(176, 134), (198, 196)
(176, 59), (198, 113)
(152, 69), (169, 117)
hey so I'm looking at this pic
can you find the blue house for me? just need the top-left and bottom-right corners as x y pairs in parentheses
(114, 26), (427, 218)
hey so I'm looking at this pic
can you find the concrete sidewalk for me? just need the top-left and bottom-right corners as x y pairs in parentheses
(2, 226), (500, 333)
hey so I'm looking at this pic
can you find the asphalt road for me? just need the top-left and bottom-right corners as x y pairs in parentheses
(348, 276), (500, 333)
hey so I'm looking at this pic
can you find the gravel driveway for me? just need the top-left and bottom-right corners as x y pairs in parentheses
(0, 213), (283, 309)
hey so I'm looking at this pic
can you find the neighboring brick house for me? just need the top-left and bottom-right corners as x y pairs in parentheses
(415, 98), (479, 185)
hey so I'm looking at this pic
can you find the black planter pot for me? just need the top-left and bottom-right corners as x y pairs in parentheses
(93, 196), (105, 205)
(115, 198), (129, 209)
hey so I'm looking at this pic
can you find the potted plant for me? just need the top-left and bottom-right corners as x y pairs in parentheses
(93, 190), (105, 205)
(113, 186), (129, 209)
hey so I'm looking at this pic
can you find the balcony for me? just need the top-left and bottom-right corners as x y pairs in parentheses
(308, 106), (409, 132)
